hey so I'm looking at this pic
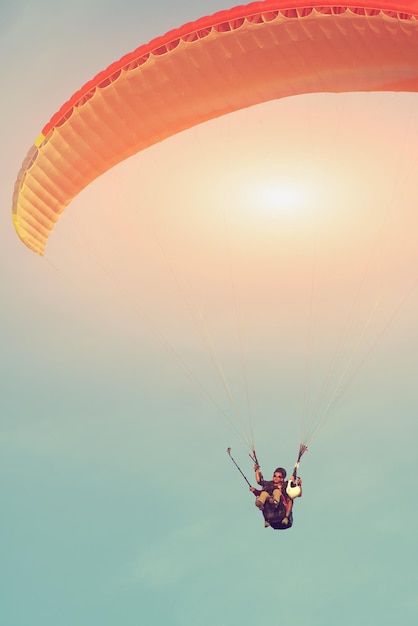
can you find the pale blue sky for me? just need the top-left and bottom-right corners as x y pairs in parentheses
(1, 2), (418, 625)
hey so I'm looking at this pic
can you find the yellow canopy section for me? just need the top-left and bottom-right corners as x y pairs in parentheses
(12, 1), (418, 255)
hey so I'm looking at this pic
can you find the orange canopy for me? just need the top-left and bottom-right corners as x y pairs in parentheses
(12, 0), (418, 254)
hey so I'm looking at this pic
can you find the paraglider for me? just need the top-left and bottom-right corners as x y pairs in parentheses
(11, 1), (418, 529)
(252, 466), (297, 529)
(228, 447), (304, 529)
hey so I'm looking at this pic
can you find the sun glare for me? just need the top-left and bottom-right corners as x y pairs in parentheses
(259, 183), (306, 212)
(238, 178), (318, 218)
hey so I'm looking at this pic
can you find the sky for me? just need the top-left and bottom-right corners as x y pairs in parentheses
(2, 2), (418, 625)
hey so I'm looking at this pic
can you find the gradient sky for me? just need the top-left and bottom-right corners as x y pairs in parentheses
(2, 2), (418, 625)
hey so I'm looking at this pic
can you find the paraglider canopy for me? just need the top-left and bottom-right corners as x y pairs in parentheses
(12, 0), (418, 255)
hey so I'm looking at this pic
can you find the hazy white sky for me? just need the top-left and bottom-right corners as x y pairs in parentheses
(2, 2), (418, 625)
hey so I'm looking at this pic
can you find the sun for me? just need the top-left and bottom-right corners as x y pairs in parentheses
(256, 182), (307, 213)
(236, 177), (320, 219)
